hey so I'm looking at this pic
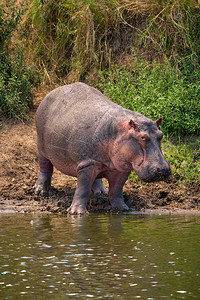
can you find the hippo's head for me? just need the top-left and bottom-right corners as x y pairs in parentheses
(110, 116), (171, 182)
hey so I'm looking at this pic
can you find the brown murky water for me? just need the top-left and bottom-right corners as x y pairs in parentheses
(0, 213), (200, 299)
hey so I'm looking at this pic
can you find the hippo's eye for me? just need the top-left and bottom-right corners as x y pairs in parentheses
(139, 133), (149, 142)
(141, 135), (148, 141)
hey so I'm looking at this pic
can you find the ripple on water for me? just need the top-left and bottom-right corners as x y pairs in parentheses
(0, 214), (200, 299)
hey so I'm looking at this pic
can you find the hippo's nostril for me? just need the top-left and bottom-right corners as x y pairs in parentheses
(157, 168), (161, 173)
(161, 167), (171, 178)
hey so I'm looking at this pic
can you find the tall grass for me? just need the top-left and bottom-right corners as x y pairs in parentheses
(21, 0), (199, 82)
(21, 0), (119, 82)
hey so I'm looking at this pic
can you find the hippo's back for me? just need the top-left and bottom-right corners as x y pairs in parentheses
(35, 83), (128, 171)
(36, 82), (123, 132)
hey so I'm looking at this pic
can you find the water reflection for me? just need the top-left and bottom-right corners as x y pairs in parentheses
(0, 213), (200, 299)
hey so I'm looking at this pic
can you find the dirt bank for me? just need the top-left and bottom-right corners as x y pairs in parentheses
(1, 91), (200, 214)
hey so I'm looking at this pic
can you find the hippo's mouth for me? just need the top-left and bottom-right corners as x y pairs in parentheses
(135, 163), (172, 183)
(140, 172), (171, 183)
(138, 159), (144, 167)
(131, 155), (145, 173)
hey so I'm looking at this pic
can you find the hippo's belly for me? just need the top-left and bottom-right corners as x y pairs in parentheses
(48, 153), (78, 177)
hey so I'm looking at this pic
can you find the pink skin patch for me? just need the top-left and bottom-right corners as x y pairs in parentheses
(108, 119), (145, 173)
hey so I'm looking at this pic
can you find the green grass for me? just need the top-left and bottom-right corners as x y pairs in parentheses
(97, 58), (200, 136)
(163, 138), (200, 186)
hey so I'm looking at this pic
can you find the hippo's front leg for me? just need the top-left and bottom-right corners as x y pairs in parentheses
(107, 171), (130, 210)
(67, 161), (100, 214)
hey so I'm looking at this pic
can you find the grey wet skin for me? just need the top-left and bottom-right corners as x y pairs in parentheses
(35, 82), (171, 214)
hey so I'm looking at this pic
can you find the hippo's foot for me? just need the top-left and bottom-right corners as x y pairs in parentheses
(92, 179), (108, 195)
(34, 173), (52, 196)
(67, 204), (89, 215)
(111, 198), (130, 211)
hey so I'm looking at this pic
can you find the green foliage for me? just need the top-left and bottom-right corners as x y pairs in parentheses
(0, 2), (40, 119)
(0, 49), (40, 118)
(98, 58), (200, 136)
(163, 138), (200, 185)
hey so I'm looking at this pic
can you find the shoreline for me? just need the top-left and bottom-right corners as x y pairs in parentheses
(1, 205), (200, 216)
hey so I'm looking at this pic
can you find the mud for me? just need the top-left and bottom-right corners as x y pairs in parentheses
(0, 90), (200, 214)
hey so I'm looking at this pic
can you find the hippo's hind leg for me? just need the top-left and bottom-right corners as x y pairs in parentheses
(92, 179), (108, 195)
(107, 171), (130, 210)
(35, 152), (53, 196)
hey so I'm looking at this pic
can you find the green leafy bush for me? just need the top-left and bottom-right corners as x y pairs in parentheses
(0, 49), (39, 118)
(98, 59), (200, 136)
(0, 2), (39, 119)
(163, 138), (200, 185)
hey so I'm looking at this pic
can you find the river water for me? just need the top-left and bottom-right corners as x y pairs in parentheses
(0, 212), (200, 299)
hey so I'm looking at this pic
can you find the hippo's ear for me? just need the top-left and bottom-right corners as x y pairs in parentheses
(129, 120), (140, 131)
(155, 117), (163, 127)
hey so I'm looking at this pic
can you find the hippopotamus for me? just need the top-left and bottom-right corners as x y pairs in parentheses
(35, 82), (171, 214)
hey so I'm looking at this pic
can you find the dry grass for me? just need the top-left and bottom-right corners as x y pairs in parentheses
(15, 0), (200, 83)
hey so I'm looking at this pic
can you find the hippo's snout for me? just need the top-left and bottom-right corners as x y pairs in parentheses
(155, 166), (171, 181)
(137, 163), (171, 183)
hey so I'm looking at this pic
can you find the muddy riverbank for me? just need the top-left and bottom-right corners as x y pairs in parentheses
(1, 92), (200, 214)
